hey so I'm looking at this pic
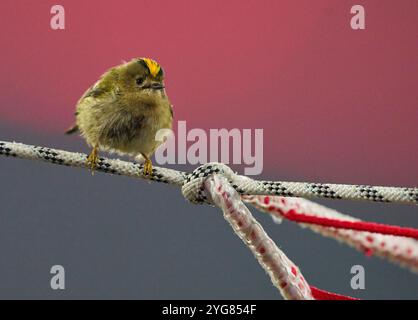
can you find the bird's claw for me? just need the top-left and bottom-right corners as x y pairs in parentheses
(143, 159), (153, 176)
(86, 146), (99, 175)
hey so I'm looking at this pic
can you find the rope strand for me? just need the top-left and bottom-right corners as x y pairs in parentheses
(281, 210), (418, 240)
(1, 140), (417, 299)
(244, 195), (418, 273)
(205, 175), (356, 300)
(1, 140), (416, 205)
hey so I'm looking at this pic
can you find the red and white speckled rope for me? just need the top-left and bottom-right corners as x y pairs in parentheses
(204, 174), (314, 300)
(0, 140), (414, 299)
(243, 195), (418, 273)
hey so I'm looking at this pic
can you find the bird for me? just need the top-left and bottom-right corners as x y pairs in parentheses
(65, 57), (173, 176)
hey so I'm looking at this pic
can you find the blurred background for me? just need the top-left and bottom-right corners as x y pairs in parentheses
(0, 0), (417, 299)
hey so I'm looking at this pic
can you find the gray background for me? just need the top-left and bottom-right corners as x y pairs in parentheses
(0, 124), (417, 299)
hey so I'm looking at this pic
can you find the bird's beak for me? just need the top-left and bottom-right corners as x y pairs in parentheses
(150, 82), (165, 90)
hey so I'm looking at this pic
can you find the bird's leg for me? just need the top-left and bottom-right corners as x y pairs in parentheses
(140, 153), (153, 176)
(86, 145), (99, 174)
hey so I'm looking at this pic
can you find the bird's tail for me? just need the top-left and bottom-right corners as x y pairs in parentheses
(65, 124), (79, 135)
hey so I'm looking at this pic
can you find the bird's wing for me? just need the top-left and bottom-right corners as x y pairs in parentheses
(80, 83), (107, 100)
(76, 80), (117, 112)
(100, 111), (145, 143)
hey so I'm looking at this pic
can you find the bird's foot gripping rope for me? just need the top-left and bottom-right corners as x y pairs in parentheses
(1, 141), (417, 205)
(86, 145), (99, 173)
(1, 140), (418, 299)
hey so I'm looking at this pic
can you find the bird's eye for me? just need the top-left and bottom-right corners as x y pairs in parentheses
(136, 77), (145, 86)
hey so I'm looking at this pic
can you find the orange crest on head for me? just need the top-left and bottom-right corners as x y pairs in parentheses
(141, 58), (161, 77)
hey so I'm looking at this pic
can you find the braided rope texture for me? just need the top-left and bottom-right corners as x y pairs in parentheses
(205, 176), (356, 300)
(0, 141), (187, 186)
(204, 175), (314, 300)
(244, 195), (418, 273)
(1, 141), (417, 205)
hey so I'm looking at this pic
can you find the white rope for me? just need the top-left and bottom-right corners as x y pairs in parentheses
(2, 139), (414, 299)
(1, 140), (417, 205)
(204, 175), (314, 300)
(244, 195), (418, 273)
(1, 140), (316, 300)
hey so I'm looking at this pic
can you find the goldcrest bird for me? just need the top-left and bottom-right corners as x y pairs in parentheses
(66, 57), (173, 176)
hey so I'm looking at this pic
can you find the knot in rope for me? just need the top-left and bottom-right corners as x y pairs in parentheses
(181, 162), (237, 204)
(1, 140), (416, 205)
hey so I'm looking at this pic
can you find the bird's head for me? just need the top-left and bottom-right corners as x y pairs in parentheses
(118, 57), (166, 96)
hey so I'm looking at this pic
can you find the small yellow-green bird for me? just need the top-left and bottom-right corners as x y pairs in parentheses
(66, 57), (173, 176)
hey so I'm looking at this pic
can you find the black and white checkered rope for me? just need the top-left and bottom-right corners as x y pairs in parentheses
(1, 140), (417, 205)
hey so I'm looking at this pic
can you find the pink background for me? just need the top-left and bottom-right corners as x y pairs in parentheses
(0, 0), (418, 300)
(0, 0), (417, 185)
